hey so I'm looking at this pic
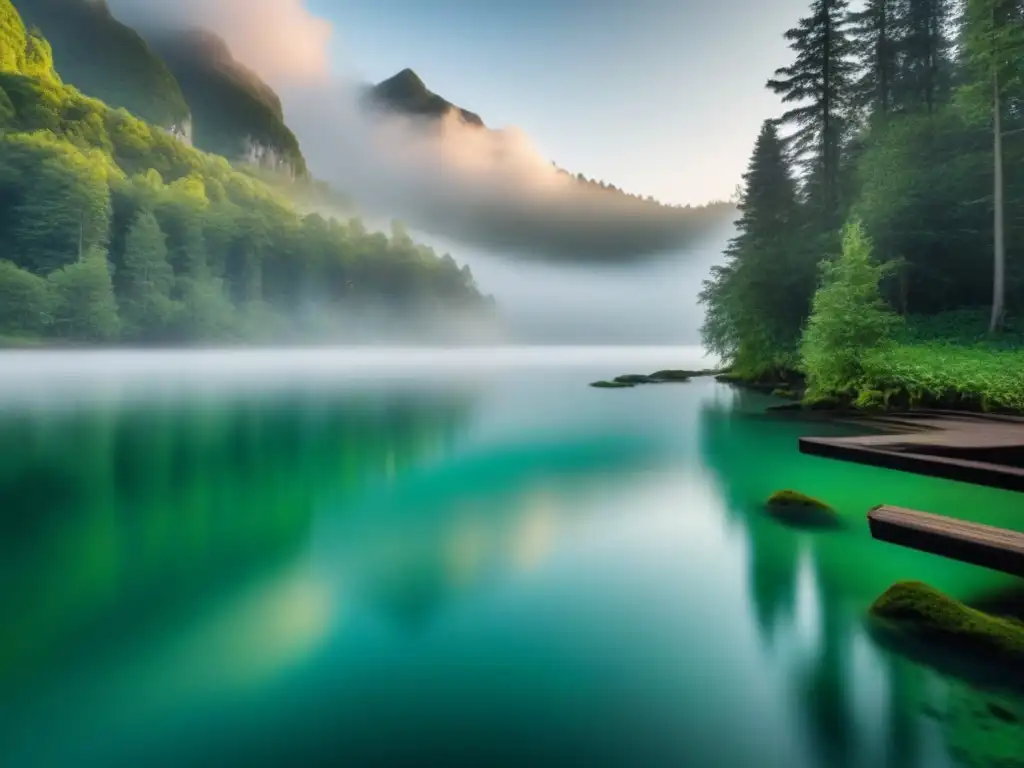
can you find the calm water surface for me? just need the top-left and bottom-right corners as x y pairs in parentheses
(0, 347), (1022, 768)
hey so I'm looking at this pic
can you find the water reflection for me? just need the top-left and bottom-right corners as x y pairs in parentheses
(0, 388), (472, 688)
(698, 393), (1024, 768)
(1, 358), (1021, 767)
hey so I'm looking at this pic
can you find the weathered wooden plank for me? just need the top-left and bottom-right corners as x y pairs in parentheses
(867, 505), (1024, 577)
(799, 435), (1024, 492)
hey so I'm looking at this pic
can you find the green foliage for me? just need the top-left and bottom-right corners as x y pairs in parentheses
(11, 0), (190, 128)
(0, 1), (485, 345)
(861, 341), (1024, 411)
(801, 218), (901, 399)
(0, 129), (117, 274)
(148, 30), (306, 177)
(0, 258), (51, 332)
(47, 245), (119, 341)
(956, 0), (1024, 123)
(0, 0), (28, 74)
(703, 0), (1024, 411)
(700, 120), (811, 379)
(767, 0), (857, 225)
(117, 209), (176, 340)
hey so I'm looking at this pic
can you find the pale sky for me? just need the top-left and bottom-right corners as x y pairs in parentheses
(306, 0), (814, 206)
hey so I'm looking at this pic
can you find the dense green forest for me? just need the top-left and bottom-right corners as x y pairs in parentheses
(701, 0), (1024, 411)
(0, 0), (485, 345)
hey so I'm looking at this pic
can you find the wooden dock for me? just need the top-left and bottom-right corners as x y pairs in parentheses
(794, 411), (1024, 574)
(868, 505), (1024, 578)
(799, 411), (1024, 492)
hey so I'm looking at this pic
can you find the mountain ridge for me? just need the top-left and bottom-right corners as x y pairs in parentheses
(367, 67), (716, 211)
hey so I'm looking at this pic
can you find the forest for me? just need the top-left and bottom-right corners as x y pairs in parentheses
(0, 0), (486, 345)
(701, 0), (1024, 411)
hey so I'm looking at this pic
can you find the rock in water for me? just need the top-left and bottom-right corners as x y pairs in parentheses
(870, 580), (1024, 667)
(764, 489), (841, 529)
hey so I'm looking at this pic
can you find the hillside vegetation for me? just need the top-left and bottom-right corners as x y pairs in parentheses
(701, 0), (1024, 411)
(10, 0), (189, 130)
(0, 0), (484, 344)
(146, 29), (307, 178)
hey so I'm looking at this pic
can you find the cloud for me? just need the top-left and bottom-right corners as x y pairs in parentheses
(104, 0), (733, 263)
(284, 81), (733, 263)
(105, 0), (333, 84)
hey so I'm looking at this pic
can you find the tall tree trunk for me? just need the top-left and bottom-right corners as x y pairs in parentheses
(990, 3), (1006, 334)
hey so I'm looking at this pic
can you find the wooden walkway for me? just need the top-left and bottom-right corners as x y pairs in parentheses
(795, 411), (1024, 574)
(799, 411), (1024, 492)
(868, 505), (1024, 578)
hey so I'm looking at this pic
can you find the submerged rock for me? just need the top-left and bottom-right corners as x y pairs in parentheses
(764, 489), (841, 529)
(870, 581), (1024, 667)
(589, 380), (635, 389)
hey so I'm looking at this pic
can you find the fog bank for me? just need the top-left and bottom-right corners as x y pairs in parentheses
(107, 0), (733, 264)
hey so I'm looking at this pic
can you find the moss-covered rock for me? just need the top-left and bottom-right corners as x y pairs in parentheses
(589, 380), (634, 389)
(869, 581), (1024, 666)
(613, 374), (656, 384)
(649, 369), (698, 381)
(765, 489), (841, 529)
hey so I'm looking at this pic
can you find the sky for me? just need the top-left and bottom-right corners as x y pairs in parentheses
(305, 0), (815, 206)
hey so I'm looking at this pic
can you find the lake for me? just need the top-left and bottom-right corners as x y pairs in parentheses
(0, 347), (1021, 768)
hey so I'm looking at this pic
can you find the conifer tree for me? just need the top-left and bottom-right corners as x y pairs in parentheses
(48, 246), (120, 341)
(700, 120), (803, 375)
(848, 0), (901, 121)
(767, 0), (857, 226)
(118, 209), (176, 339)
(896, 0), (954, 113)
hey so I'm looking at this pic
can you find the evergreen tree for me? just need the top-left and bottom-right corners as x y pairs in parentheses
(0, 258), (51, 334)
(700, 120), (804, 376)
(848, 0), (902, 121)
(896, 0), (954, 113)
(801, 217), (900, 400)
(768, 0), (857, 226)
(48, 246), (119, 341)
(118, 208), (176, 339)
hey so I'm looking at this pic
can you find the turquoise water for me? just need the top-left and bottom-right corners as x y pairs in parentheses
(0, 347), (1021, 767)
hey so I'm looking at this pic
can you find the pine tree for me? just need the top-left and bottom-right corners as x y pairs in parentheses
(48, 246), (120, 341)
(896, 0), (954, 113)
(848, 0), (902, 121)
(700, 120), (803, 376)
(768, 0), (857, 227)
(118, 208), (176, 339)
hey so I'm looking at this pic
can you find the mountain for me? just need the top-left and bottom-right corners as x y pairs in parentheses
(0, 0), (487, 344)
(9, 0), (190, 132)
(366, 68), (697, 210)
(367, 68), (484, 128)
(9, 0), (306, 178)
(144, 28), (307, 179)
